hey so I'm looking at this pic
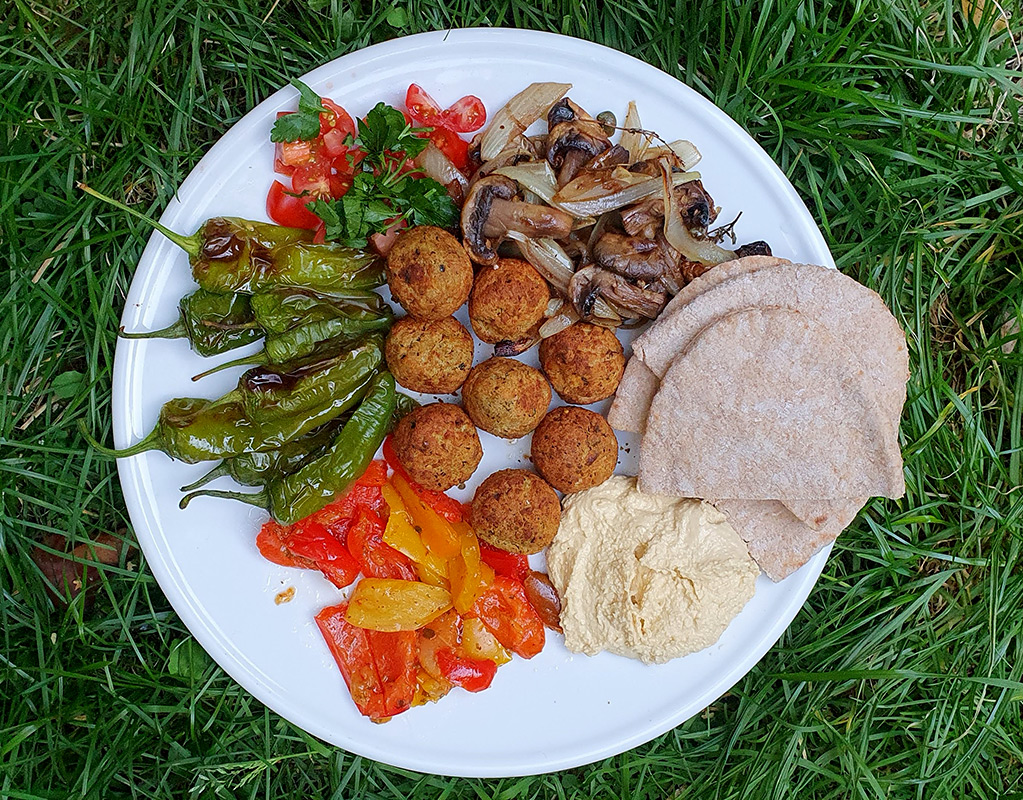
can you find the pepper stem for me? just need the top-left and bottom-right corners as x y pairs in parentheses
(78, 420), (162, 458)
(179, 488), (269, 512)
(191, 350), (266, 382)
(118, 319), (187, 341)
(78, 183), (202, 258)
(179, 461), (231, 492)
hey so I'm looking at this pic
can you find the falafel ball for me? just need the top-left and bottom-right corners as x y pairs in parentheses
(471, 469), (561, 554)
(392, 403), (482, 491)
(385, 316), (474, 394)
(462, 357), (551, 439)
(387, 226), (473, 319)
(538, 322), (625, 405)
(468, 258), (549, 344)
(530, 406), (617, 493)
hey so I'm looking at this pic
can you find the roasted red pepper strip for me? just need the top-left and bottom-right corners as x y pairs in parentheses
(316, 603), (417, 721)
(436, 648), (497, 693)
(469, 576), (545, 659)
(346, 507), (418, 581)
(284, 521), (360, 589)
(256, 519), (316, 570)
(479, 541), (530, 581)
(382, 437), (463, 522)
(316, 604), (387, 719)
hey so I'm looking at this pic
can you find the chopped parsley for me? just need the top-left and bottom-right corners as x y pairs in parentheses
(270, 80), (325, 143)
(309, 102), (459, 248)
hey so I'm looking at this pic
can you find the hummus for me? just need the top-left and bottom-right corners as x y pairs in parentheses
(547, 476), (759, 664)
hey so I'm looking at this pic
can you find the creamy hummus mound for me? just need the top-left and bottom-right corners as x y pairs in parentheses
(547, 476), (760, 664)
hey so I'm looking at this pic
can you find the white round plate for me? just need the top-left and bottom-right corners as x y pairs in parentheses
(112, 28), (835, 778)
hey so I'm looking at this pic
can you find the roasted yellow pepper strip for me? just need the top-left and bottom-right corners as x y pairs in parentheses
(381, 484), (450, 586)
(391, 473), (461, 559)
(345, 578), (452, 631)
(449, 521), (494, 615)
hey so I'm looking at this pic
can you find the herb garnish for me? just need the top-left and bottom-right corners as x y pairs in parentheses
(270, 80), (326, 143)
(309, 102), (459, 248)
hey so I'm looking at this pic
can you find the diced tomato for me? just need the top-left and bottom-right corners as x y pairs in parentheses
(321, 127), (349, 159)
(319, 98), (356, 139)
(436, 648), (497, 692)
(284, 522), (360, 589)
(316, 603), (417, 721)
(440, 95), (486, 133)
(312, 222), (326, 243)
(405, 84), (443, 125)
(382, 436), (464, 523)
(479, 541), (530, 581)
(266, 179), (320, 229)
(469, 576), (545, 659)
(425, 125), (469, 172)
(256, 520), (316, 570)
(346, 508), (417, 581)
(406, 84), (486, 134)
(291, 161), (333, 199)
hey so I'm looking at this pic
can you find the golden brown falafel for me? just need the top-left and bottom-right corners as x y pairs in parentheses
(385, 316), (474, 394)
(468, 258), (549, 344)
(530, 406), (617, 493)
(471, 469), (561, 554)
(386, 226), (473, 319)
(392, 403), (482, 491)
(461, 357), (551, 439)
(538, 322), (625, 405)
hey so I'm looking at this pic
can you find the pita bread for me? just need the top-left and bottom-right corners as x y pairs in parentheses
(606, 358), (659, 433)
(608, 256), (790, 433)
(638, 308), (905, 500)
(631, 262), (907, 528)
(714, 499), (863, 581)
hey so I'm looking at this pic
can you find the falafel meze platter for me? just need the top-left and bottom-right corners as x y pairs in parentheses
(98, 30), (906, 776)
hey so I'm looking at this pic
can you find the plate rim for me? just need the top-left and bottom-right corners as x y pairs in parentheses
(112, 26), (834, 777)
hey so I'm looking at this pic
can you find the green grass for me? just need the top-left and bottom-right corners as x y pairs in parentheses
(2, 0), (1022, 797)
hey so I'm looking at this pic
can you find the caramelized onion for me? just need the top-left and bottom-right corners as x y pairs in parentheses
(523, 570), (563, 633)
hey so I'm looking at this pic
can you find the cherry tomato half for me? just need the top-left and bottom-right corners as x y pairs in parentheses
(441, 95), (487, 133)
(266, 179), (320, 230)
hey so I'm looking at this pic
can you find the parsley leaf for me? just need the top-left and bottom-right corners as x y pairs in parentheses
(308, 101), (460, 248)
(358, 102), (429, 166)
(270, 80), (325, 143)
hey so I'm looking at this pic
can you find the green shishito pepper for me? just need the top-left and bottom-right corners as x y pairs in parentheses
(119, 289), (262, 357)
(80, 337), (384, 464)
(191, 288), (393, 380)
(180, 389), (416, 492)
(79, 184), (385, 294)
(179, 417), (345, 491)
(181, 371), (397, 524)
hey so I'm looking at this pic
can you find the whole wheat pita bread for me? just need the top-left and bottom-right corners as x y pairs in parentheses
(713, 498), (866, 581)
(606, 358), (659, 433)
(630, 261), (907, 528)
(608, 255), (789, 434)
(638, 308), (905, 500)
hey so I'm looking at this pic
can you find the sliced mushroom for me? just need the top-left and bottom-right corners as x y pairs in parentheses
(546, 120), (611, 187)
(547, 97), (587, 127)
(584, 143), (630, 172)
(735, 240), (773, 258)
(569, 265), (667, 321)
(592, 231), (681, 283)
(676, 179), (719, 232)
(461, 175), (574, 265)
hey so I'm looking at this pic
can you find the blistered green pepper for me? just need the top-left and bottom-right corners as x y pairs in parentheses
(191, 289), (393, 380)
(119, 289), (262, 357)
(79, 184), (385, 295)
(178, 417), (345, 491)
(180, 371), (397, 524)
(80, 337), (384, 464)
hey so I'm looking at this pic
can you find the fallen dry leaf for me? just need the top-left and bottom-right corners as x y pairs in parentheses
(962, 0), (1010, 32)
(31, 532), (134, 608)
